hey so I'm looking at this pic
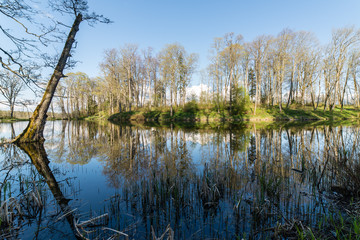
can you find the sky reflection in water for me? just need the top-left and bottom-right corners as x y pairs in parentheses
(0, 120), (358, 239)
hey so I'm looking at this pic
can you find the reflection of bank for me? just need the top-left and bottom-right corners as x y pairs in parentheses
(16, 143), (117, 240)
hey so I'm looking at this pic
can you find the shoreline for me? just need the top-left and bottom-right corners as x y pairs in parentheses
(107, 113), (358, 124)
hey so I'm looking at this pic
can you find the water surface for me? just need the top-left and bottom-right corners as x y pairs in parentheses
(0, 120), (358, 239)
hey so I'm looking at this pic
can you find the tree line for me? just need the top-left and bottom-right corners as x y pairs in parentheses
(205, 27), (360, 114)
(4, 26), (360, 119)
(51, 26), (360, 118)
(54, 43), (198, 118)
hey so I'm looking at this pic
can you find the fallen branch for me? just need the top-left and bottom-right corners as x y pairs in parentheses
(102, 227), (129, 240)
(56, 208), (78, 221)
(77, 213), (109, 227)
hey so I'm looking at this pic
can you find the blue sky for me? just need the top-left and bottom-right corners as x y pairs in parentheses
(2, 0), (360, 112)
(71, 0), (360, 85)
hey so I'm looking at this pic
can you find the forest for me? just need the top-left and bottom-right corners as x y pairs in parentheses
(35, 27), (360, 121)
(1, 0), (360, 122)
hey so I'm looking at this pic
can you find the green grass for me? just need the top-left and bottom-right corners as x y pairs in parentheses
(0, 118), (29, 123)
(293, 211), (360, 240)
(259, 105), (360, 120)
(108, 104), (360, 124)
(0, 110), (66, 121)
(84, 110), (111, 120)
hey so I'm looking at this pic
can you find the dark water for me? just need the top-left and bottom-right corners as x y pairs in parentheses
(0, 120), (359, 239)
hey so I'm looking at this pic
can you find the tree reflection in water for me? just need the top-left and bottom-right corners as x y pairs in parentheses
(1, 121), (360, 239)
(17, 143), (84, 239)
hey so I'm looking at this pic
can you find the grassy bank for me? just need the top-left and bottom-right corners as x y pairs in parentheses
(108, 104), (360, 124)
(0, 110), (109, 122)
(0, 110), (31, 122)
(0, 110), (66, 122)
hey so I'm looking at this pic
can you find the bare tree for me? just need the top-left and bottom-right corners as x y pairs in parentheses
(55, 83), (68, 118)
(350, 51), (360, 107)
(99, 49), (121, 114)
(143, 47), (158, 108)
(250, 35), (272, 114)
(159, 43), (197, 117)
(208, 37), (226, 113)
(0, 70), (24, 118)
(291, 31), (320, 107)
(119, 44), (140, 111)
(220, 33), (243, 114)
(322, 27), (360, 111)
(0, 0), (55, 80)
(13, 0), (110, 143)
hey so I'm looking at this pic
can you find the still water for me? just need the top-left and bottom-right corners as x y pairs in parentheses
(0, 120), (359, 239)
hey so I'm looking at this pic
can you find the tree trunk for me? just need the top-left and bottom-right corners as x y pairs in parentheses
(253, 62), (261, 115)
(353, 71), (359, 107)
(279, 88), (283, 112)
(340, 66), (350, 111)
(286, 62), (296, 108)
(51, 102), (55, 119)
(13, 14), (83, 143)
(170, 87), (173, 117)
(10, 102), (14, 118)
(118, 96), (122, 113)
(148, 70), (152, 109)
(59, 97), (67, 118)
(128, 76), (132, 111)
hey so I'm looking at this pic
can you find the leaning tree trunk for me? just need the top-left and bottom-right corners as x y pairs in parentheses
(13, 14), (83, 143)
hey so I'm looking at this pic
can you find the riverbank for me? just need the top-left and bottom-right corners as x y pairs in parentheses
(0, 110), (65, 122)
(108, 105), (360, 124)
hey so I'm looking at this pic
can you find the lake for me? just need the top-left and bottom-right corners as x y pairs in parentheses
(0, 120), (359, 239)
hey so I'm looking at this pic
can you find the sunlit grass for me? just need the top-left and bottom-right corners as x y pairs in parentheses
(108, 103), (360, 124)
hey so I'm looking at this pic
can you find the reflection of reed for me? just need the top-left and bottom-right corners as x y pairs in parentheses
(13, 120), (360, 238)
(99, 123), (360, 238)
